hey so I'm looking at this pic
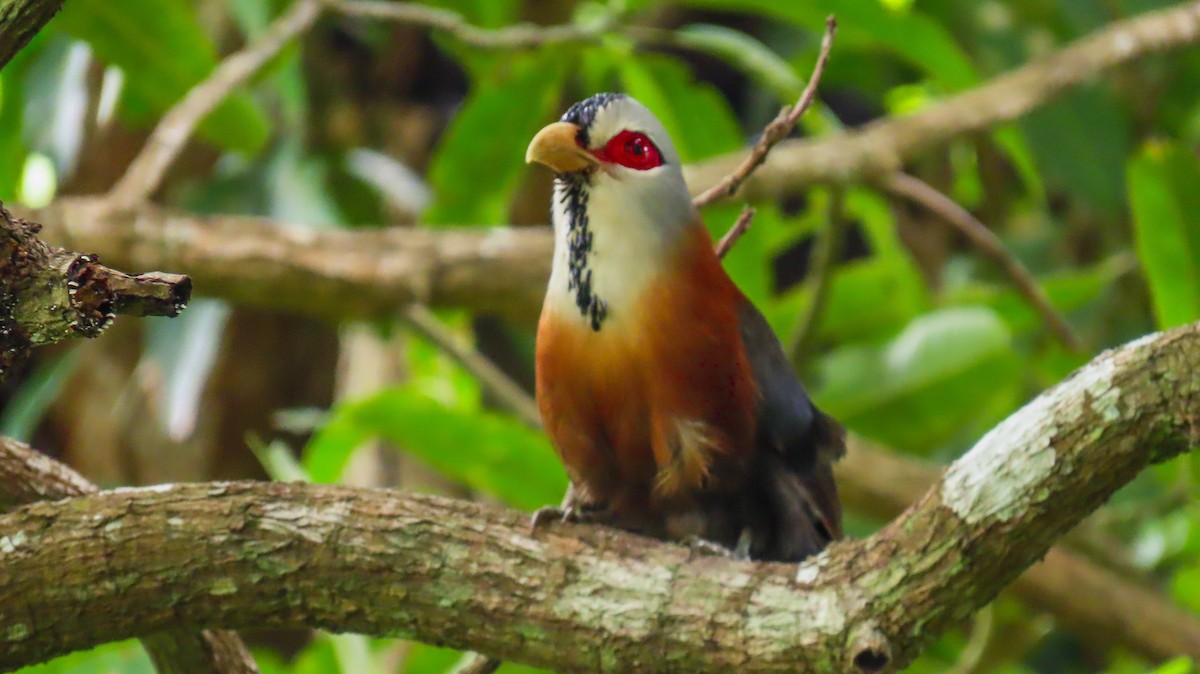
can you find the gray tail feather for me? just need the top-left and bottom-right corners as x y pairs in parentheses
(744, 411), (845, 562)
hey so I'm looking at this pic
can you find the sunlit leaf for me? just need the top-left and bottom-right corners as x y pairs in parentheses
(1127, 141), (1200, 329)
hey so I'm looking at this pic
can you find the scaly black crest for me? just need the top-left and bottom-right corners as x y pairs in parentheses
(561, 92), (624, 147)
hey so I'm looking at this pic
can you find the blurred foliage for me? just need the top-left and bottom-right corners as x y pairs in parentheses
(4, 0), (1200, 672)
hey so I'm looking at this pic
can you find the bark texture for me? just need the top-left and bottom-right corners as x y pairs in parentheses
(33, 199), (550, 325)
(0, 437), (259, 674)
(0, 0), (62, 69)
(1, 324), (1197, 673)
(0, 203), (191, 379)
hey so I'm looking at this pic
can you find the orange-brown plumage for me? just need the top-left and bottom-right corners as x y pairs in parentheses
(537, 220), (757, 536)
(529, 93), (843, 561)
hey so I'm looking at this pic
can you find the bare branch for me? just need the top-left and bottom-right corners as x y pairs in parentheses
(0, 202), (191, 379)
(713, 206), (755, 259)
(331, 0), (606, 48)
(0, 0), (63, 69)
(0, 437), (259, 674)
(3, 324), (1198, 671)
(692, 15), (837, 208)
(684, 2), (1200, 200)
(32, 198), (551, 325)
(105, 0), (325, 209)
(882, 172), (1081, 351)
(788, 187), (846, 363)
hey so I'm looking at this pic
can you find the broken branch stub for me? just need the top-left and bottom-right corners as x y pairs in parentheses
(0, 202), (192, 380)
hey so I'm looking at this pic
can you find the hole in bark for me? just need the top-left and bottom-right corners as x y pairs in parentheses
(853, 648), (889, 672)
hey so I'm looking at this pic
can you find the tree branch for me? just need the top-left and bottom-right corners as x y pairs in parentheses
(882, 173), (1080, 350)
(691, 15), (836, 208)
(31, 198), (550, 324)
(788, 187), (846, 363)
(0, 202), (191, 380)
(105, 0), (325, 209)
(683, 1), (1200, 199)
(331, 0), (608, 48)
(2, 324), (1197, 672)
(0, 0), (62, 69)
(0, 437), (259, 674)
(836, 440), (1200, 662)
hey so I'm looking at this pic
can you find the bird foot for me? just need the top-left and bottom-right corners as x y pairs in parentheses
(528, 505), (591, 535)
(681, 536), (749, 561)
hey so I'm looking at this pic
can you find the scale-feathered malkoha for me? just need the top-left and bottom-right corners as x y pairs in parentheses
(527, 93), (844, 561)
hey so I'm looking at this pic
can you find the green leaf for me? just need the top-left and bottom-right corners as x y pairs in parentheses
(680, 0), (978, 90)
(0, 349), (80, 442)
(672, 24), (804, 100)
(947, 255), (1133, 336)
(53, 0), (269, 153)
(1127, 141), (1200, 329)
(424, 51), (569, 225)
(617, 53), (743, 161)
(304, 388), (566, 510)
(796, 189), (929, 346)
(1022, 84), (1130, 217)
(814, 307), (1019, 452)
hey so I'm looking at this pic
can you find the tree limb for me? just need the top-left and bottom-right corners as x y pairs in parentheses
(2, 323), (1198, 672)
(0, 437), (259, 674)
(31, 198), (550, 324)
(683, 1), (1200, 199)
(105, 0), (325, 209)
(882, 173), (1080, 350)
(0, 202), (192, 380)
(0, 0), (62, 69)
(837, 440), (1200, 662)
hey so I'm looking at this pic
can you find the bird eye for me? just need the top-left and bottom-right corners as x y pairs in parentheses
(595, 130), (663, 170)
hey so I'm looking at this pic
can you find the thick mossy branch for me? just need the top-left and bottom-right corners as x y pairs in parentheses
(0, 437), (260, 674)
(1, 325), (1197, 673)
(0, 0), (63, 69)
(0, 202), (192, 380)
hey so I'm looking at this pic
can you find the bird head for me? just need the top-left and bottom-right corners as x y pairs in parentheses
(526, 93), (693, 222)
(526, 94), (697, 331)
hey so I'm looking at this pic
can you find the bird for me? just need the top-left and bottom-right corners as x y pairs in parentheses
(525, 92), (844, 562)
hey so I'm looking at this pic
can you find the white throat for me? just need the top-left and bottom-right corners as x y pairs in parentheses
(546, 167), (694, 331)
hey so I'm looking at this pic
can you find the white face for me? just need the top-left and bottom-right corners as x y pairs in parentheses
(544, 94), (697, 332)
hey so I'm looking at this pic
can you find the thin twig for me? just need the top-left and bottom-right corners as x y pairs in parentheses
(684, 3), (1200, 201)
(401, 304), (541, 429)
(332, 0), (608, 48)
(714, 206), (755, 259)
(692, 15), (837, 209)
(105, 0), (325, 209)
(882, 172), (1081, 351)
(788, 187), (846, 364)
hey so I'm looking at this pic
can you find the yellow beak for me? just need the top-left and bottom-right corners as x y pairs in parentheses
(525, 122), (598, 174)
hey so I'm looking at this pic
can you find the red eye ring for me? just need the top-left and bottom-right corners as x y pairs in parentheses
(593, 130), (663, 170)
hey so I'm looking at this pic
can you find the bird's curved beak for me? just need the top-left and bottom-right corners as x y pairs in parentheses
(525, 122), (598, 174)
